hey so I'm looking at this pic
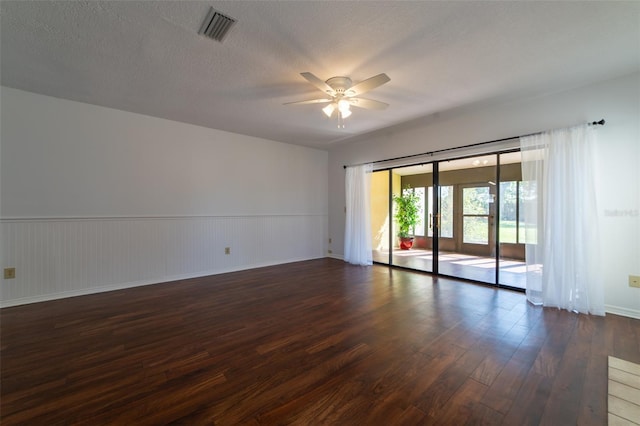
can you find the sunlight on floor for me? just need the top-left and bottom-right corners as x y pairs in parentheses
(372, 249), (529, 289)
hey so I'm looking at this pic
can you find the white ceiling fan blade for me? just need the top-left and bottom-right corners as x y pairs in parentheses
(346, 73), (390, 97)
(348, 97), (389, 110)
(284, 98), (332, 105)
(300, 72), (336, 96)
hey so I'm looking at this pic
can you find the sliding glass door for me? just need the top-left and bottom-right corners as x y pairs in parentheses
(437, 155), (497, 284)
(369, 150), (527, 291)
(391, 164), (433, 273)
(370, 165), (433, 272)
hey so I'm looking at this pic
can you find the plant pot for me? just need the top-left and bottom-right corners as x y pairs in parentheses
(399, 237), (414, 250)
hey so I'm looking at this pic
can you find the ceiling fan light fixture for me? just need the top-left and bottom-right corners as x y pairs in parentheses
(340, 109), (352, 119)
(322, 103), (336, 117)
(337, 99), (351, 113)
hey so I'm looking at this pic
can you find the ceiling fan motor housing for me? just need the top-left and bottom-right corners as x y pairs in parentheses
(325, 77), (354, 95)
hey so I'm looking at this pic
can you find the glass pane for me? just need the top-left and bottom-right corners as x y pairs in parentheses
(499, 181), (518, 244)
(463, 187), (490, 215)
(498, 151), (526, 289)
(463, 217), (488, 244)
(427, 186), (434, 237)
(519, 180), (538, 244)
(370, 170), (390, 264)
(438, 154), (496, 285)
(389, 164), (433, 273)
(440, 185), (453, 238)
(414, 187), (425, 236)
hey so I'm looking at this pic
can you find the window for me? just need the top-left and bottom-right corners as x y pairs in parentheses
(499, 180), (537, 244)
(499, 181), (518, 244)
(462, 187), (491, 244)
(402, 187), (426, 236)
(440, 185), (454, 238)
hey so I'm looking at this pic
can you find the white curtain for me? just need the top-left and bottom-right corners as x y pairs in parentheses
(520, 124), (604, 315)
(344, 164), (373, 266)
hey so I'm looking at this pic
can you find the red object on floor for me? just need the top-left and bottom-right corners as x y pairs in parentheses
(399, 237), (414, 250)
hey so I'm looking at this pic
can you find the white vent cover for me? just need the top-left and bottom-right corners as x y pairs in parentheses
(198, 7), (236, 42)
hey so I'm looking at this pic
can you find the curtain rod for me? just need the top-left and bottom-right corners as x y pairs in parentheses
(343, 119), (605, 169)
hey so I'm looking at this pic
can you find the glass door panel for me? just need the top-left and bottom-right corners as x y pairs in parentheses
(439, 185), (454, 239)
(498, 152), (527, 289)
(370, 170), (390, 264)
(390, 164), (433, 272)
(461, 185), (494, 251)
(438, 155), (497, 284)
(463, 216), (489, 244)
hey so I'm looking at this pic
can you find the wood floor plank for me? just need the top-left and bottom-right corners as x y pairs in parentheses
(578, 314), (610, 425)
(1, 258), (639, 424)
(502, 370), (554, 426)
(480, 358), (533, 414)
(470, 351), (512, 386)
(426, 377), (491, 423)
(612, 316), (640, 364)
(539, 310), (591, 425)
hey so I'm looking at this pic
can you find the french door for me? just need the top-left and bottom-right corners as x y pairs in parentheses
(460, 184), (496, 257)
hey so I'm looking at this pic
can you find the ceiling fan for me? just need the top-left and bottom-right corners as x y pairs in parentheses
(285, 72), (391, 128)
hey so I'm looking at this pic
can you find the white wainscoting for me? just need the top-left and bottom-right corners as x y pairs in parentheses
(0, 215), (327, 307)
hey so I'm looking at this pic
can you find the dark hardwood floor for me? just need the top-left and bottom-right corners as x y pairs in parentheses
(1, 258), (638, 425)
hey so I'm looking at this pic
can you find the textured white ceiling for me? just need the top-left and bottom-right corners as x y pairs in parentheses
(2, 1), (639, 148)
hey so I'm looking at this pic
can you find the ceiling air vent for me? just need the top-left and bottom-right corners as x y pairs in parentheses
(198, 7), (236, 42)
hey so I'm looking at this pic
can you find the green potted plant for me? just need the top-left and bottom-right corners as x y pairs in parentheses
(393, 187), (421, 250)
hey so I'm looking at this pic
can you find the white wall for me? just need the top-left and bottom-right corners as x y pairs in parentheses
(0, 87), (328, 306)
(328, 72), (640, 318)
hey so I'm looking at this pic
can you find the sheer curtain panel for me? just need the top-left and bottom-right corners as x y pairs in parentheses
(520, 124), (604, 315)
(344, 164), (373, 266)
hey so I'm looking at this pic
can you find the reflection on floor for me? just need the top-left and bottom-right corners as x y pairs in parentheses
(373, 249), (526, 289)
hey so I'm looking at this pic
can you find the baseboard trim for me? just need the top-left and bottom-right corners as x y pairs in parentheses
(0, 257), (323, 309)
(327, 253), (344, 261)
(605, 304), (640, 320)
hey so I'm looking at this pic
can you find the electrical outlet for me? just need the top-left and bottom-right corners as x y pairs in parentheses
(4, 268), (16, 279)
(630, 275), (640, 288)
(328, 249), (333, 254)
(225, 247), (231, 255)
